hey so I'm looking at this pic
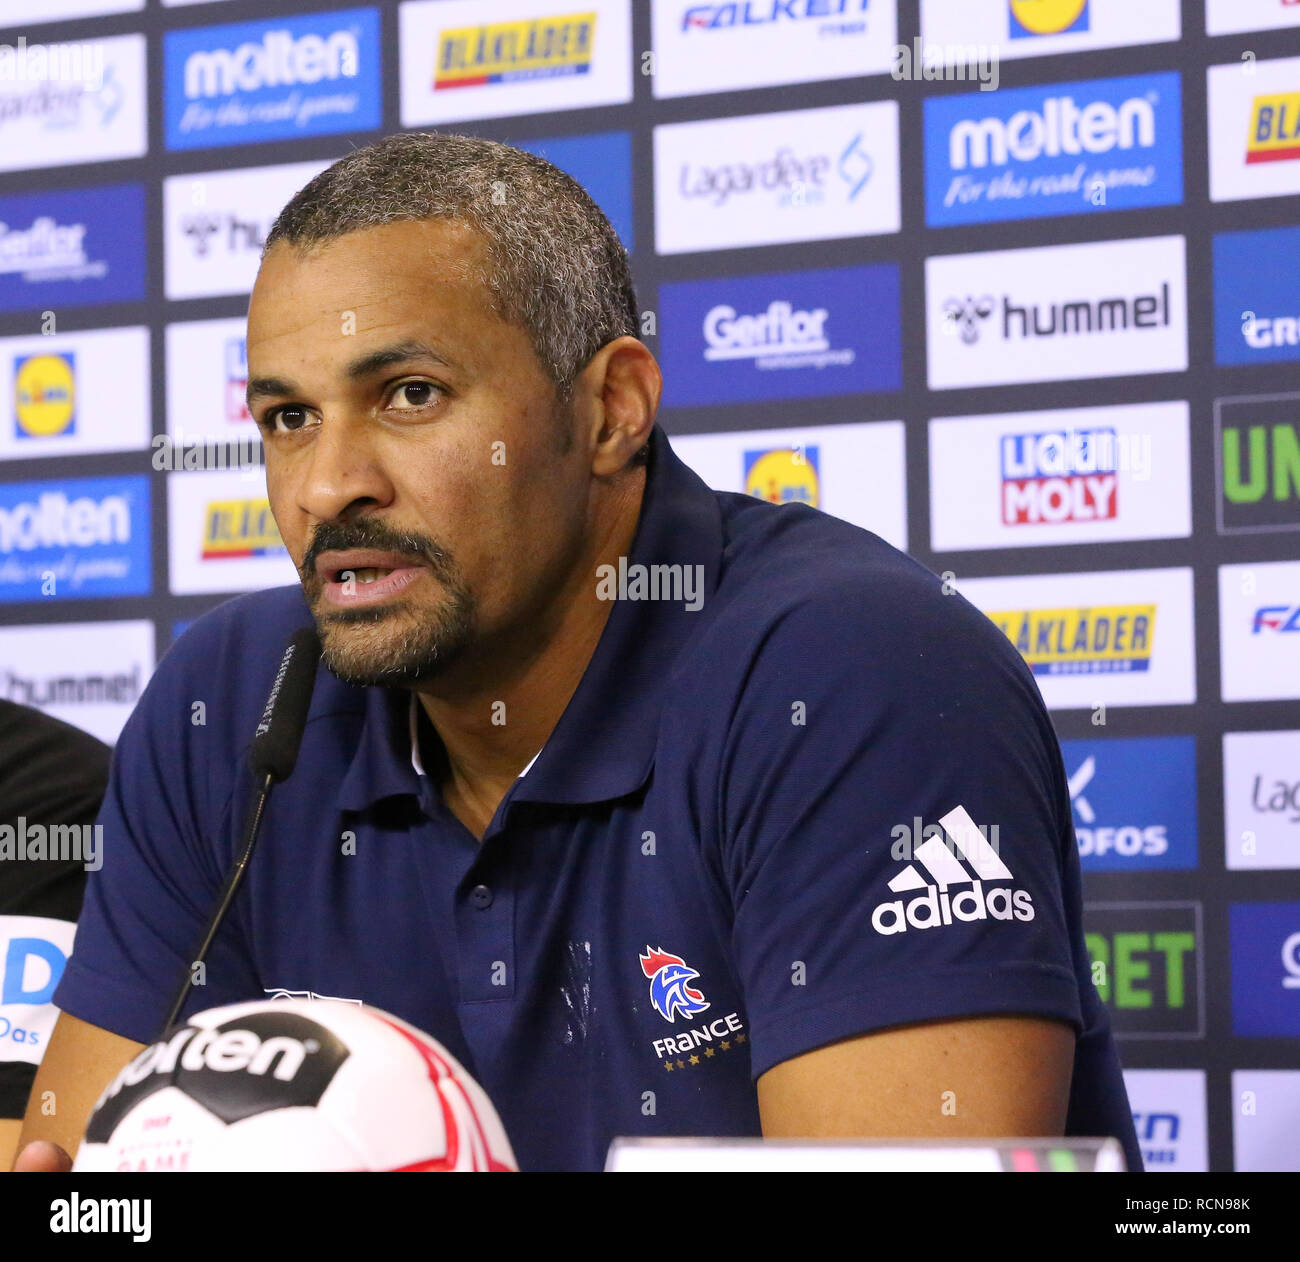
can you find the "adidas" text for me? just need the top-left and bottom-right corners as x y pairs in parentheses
(871, 879), (1034, 935)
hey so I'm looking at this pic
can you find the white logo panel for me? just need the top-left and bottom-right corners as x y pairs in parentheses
(399, 0), (632, 127)
(0, 916), (78, 1067)
(1224, 730), (1300, 871)
(1208, 55), (1300, 202)
(1233, 1071), (1300, 1171)
(668, 420), (906, 550)
(0, 34), (146, 173)
(1207, 0), (1300, 35)
(926, 236), (1188, 390)
(164, 160), (329, 301)
(0, 327), (149, 459)
(168, 469), (298, 596)
(1123, 1069), (1209, 1172)
(654, 101), (899, 254)
(958, 567), (1196, 710)
(1219, 560), (1300, 701)
(0, 0), (141, 23)
(920, 0), (1178, 61)
(651, 0), (896, 98)
(929, 401), (1190, 551)
(0, 619), (153, 744)
(165, 317), (261, 442)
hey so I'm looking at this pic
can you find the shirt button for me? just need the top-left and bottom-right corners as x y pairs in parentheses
(469, 884), (493, 910)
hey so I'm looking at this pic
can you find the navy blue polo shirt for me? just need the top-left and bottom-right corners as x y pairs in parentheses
(55, 425), (1142, 1172)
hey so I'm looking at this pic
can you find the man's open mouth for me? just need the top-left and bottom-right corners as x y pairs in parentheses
(313, 550), (429, 609)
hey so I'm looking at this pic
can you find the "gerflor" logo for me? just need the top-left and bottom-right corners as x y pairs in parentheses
(873, 805), (1034, 936)
(703, 300), (855, 370)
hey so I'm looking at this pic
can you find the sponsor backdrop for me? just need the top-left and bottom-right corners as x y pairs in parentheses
(0, 0), (1296, 1171)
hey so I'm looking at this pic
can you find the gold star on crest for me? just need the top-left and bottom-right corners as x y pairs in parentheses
(664, 1060), (674, 1071)
(689, 1054), (700, 1065)
(736, 1032), (746, 1044)
(704, 1046), (716, 1058)
(676, 1059), (686, 1070)
(720, 1040), (731, 1051)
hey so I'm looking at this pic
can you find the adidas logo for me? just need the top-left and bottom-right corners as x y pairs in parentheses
(871, 805), (1035, 936)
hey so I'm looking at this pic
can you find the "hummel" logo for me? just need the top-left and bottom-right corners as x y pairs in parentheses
(871, 805), (1036, 935)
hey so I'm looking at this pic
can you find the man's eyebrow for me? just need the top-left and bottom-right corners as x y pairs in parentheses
(344, 340), (456, 380)
(245, 341), (456, 409)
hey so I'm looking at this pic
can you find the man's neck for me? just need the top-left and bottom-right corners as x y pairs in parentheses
(414, 472), (646, 840)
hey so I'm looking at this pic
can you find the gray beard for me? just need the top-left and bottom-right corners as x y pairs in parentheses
(315, 585), (478, 687)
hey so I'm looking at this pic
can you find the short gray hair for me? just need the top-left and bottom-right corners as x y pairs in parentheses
(263, 131), (640, 401)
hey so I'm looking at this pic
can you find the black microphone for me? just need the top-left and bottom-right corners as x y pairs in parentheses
(158, 628), (321, 1038)
(251, 627), (323, 783)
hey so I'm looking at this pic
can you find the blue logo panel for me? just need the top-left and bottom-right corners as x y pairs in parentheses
(0, 475), (151, 602)
(1230, 902), (1300, 1037)
(0, 185), (145, 315)
(1059, 736), (1198, 871)
(925, 72), (1182, 226)
(1214, 227), (1300, 366)
(164, 8), (382, 150)
(515, 132), (633, 251)
(658, 264), (901, 409)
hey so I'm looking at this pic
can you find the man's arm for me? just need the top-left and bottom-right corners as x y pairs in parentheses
(11, 1011), (145, 1167)
(757, 1014), (1074, 1138)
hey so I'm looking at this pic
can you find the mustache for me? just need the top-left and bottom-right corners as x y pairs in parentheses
(299, 519), (458, 584)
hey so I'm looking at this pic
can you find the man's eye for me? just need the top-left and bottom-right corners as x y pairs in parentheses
(391, 382), (440, 409)
(262, 406), (313, 434)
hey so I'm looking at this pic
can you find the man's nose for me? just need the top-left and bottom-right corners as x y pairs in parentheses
(293, 412), (394, 524)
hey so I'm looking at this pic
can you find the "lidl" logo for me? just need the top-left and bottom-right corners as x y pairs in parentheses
(743, 445), (820, 507)
(1009, 0), (1089, 39)
(13, 353), (75, 439)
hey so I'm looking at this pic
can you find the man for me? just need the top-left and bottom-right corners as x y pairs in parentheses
(0, 701), (109, 1170)
(15, 132), (1141, 1172)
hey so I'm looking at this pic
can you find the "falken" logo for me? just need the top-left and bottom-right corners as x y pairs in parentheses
(873, 805), (1035, 936)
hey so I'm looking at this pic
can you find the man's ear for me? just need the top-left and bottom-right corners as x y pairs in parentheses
(579, 337), (661, 477)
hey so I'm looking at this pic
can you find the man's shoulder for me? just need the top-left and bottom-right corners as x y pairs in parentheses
(702, 496), (1017, 673)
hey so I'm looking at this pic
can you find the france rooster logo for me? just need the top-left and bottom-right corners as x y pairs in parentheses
(639, 947), (710, 1024)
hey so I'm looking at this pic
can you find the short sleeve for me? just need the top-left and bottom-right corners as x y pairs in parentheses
(714, 562), (1083, 1081)
(52, 628), (265, 1044)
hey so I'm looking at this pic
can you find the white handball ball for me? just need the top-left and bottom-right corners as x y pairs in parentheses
(72, 999), (518, 1172)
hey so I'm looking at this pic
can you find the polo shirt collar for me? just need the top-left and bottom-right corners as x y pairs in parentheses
(336, 425), (724, 813)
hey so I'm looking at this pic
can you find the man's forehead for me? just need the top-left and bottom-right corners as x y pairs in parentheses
(253, 218), (489, 305)
(247, 220), (502, 357)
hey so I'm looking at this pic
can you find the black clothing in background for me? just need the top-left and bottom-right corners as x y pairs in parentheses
(0, 701), (111, 1119)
